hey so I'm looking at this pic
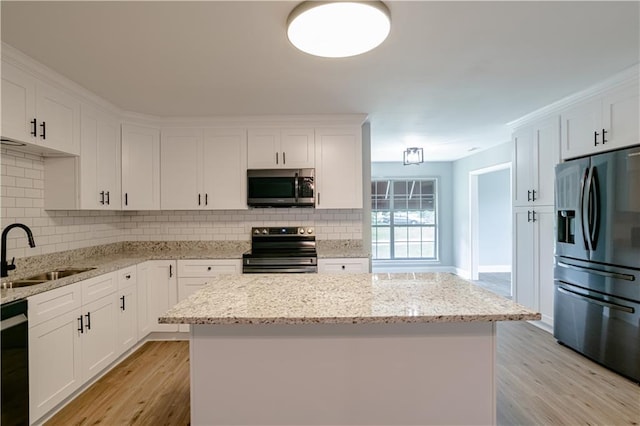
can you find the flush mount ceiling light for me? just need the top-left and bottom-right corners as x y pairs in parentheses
(287, 1), (391, 58)
(403, 147), (424, 165)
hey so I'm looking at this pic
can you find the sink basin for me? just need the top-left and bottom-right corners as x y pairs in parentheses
(21, 267), (96, 281)
(2, 267), (97, 289)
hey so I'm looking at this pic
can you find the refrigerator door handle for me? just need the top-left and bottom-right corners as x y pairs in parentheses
(579, 167), (591, 250)
(557, 261), (635, 281)
(589, 166), (600, 250)
(558, 286), (635, 314)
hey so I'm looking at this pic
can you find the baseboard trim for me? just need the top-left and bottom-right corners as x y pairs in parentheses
(478, 265), (512, 273)
(454, 267), (471, 279)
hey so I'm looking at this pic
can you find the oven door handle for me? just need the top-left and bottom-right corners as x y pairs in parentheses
(1, 313), (27, 331)
(557, 286), (634, 314)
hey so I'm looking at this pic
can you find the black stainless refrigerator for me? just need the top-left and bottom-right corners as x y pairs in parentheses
(554, 145), (640, 382)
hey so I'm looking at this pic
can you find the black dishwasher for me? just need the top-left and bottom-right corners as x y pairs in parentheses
(1, 299), (29, 425)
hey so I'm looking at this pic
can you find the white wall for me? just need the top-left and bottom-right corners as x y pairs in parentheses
(370, 161), (454, 267)
(478, 168), (511, 270)
(452, 142), (513, 276)
(0, 148), (363, 261)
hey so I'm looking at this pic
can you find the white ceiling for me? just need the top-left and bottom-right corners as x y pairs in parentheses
(2, 1), (638, 162)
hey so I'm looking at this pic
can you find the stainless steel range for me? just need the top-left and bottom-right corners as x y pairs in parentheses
(242, 226), (317, 273)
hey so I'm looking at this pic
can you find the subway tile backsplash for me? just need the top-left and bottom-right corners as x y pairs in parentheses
(1, 148), (362, 261)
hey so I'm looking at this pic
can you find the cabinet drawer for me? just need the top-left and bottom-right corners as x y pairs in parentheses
(318, 258), (369, 273)
(81, 272), (117, 304)
(117, 266), (137, 289)
(28, 282), (82, 327)
(177, 259), (241, 277)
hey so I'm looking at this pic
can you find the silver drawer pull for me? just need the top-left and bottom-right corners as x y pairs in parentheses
(557, 261), (634, 281)
(558, 286), (634, 314)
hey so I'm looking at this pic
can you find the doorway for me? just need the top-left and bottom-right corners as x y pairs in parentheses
(469, 163), (512, 298)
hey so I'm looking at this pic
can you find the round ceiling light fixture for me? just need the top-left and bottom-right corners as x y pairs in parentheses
(287, 1), (391, 58)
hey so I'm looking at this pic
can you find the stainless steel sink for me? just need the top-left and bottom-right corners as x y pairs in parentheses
(2, 267), (96, 289)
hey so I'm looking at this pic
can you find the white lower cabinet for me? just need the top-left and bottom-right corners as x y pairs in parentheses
(318, 258), (370, 273)
(513, 206), (555, 328)
(177, 259), (241, 331)
(116, 266), (138, 353)
(136, 260), (178, 334)
(27, 267), (140, 423)
(29, 307), (83, 422)
(80, 293), (118, 381)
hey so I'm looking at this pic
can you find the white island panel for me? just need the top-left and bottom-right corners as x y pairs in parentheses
(191, 321), (496, 426)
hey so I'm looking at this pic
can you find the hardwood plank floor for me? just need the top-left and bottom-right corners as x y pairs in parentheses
(46, 323), (639, 425)
(45, 341), (190, 426)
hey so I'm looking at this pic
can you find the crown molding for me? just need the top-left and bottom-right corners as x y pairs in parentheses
(507, 63), (639, 130)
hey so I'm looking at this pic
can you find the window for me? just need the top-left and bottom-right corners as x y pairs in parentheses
(371, 179), (437, 260)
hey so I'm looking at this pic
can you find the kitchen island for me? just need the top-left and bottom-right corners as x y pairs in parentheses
(160, 272), (539, 426)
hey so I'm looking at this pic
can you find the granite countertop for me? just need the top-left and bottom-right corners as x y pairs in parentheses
(159, 272), (540, 325)
(0, 240), (370, 304)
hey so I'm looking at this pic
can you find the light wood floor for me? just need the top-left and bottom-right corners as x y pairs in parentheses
(46, 323), (639, 426)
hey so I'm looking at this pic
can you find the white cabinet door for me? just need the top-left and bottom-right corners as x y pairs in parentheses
(202, 128), (248, 210)
(315, 127), (363, 209)
(116, 284), (138, 354)
(121, 124), (160, 210)
(145, 260), (179, 332)
(29, 308), (82, 422)
(602, 83), (639, 152)
(561, 81), (639, 160)
(161, 128), (202, 209)
(136, 262), (152, 339)
(513, 208), (536, 310)
(513, 116), (559, 207)
(318, 258), (370, 273)
(1, 61), (37, 144)
(280, 128), (315, 168)
(513, 206), (554, 327)
(36, 81), (80, 155)
(512, 125), (534, 207)
(536, 208), (555, 327)
(560, 97), (601, 160)
(247, 128), (314, 169)
(81, 294), (118, 381)
(247, 128), (281, 168)
(80, 104), (121, 209)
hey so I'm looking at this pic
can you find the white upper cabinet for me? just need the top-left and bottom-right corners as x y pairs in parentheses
(512, 116), (559, 207)
(202, 128), (247, 209)
(121, 124), (161, 210)
(1, 60), (80, 155)
(80, 104), (121, 209)
(161, 128), (247, 210)
(161, 128), (202, 210)
(247, 128), (314, 169)
(560, 80), (639, 160)
(315, 126), (363, 209)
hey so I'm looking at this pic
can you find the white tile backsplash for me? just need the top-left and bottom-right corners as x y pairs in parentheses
(1, 148), (362, 261)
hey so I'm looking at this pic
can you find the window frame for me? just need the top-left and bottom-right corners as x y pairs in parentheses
(371, 177), (439, 261)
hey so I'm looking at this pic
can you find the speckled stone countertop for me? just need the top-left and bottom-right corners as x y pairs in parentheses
(159, 272), (540, 325)
(0, 240), (370, 304)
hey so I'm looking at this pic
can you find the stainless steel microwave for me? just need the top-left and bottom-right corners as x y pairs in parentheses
(247, 168), (315, 207)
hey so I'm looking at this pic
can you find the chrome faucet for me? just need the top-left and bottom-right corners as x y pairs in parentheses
(1, 223), (36, 278)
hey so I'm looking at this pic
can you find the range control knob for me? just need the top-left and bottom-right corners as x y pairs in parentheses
(298, 228), (305, 234)
(254, 229), (261, 235)
(307, 228), (314, 234)
(262, 229), (268, 235)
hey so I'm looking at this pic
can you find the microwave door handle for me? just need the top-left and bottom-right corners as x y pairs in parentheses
(294, 174), (299, 203)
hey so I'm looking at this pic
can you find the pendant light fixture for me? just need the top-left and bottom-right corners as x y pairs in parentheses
(287, 1), (391, 58)
(403, 147), (424, 165)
